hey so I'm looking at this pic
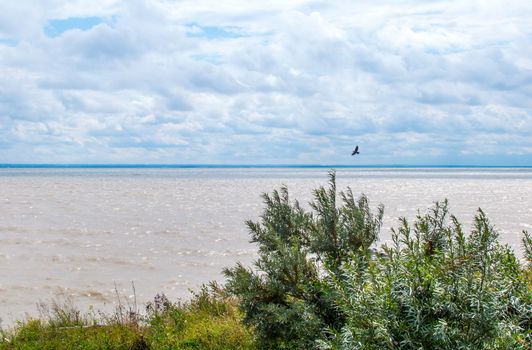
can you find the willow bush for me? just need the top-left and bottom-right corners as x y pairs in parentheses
(321, 202), (531, 349)
(225, 172), (383, 349)
(225, 172), (531, 349)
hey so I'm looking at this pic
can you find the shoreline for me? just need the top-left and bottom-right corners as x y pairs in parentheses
(2, 164), (532, 169)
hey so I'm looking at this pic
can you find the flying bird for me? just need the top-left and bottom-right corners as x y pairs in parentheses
(351, 145), (360, 156)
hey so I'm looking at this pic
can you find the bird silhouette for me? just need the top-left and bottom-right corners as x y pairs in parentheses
(351, 145), (360, 156)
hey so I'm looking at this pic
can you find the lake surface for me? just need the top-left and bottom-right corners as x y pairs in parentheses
(1, 167), (531, 326)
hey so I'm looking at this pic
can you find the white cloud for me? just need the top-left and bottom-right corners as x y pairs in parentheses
(0, 0), (531, 164)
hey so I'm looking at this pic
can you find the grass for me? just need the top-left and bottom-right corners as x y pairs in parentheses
(0, 283), (255, 350)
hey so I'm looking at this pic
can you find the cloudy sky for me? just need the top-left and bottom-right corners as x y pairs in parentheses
(1, 0), (531, 165)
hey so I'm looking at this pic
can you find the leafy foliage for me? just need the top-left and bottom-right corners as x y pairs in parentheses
(322, 202), (531, 349)
(224, 172), (384, 349)
(226, 172), (531, 349)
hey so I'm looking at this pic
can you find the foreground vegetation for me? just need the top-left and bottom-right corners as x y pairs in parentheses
(225, 172), (531, 349)
(1, 172), (531, 349)
(0, 285), (255, 350)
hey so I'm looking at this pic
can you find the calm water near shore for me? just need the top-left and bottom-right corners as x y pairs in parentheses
(1, 167), (531, 325)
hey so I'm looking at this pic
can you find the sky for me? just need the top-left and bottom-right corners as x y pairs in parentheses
(0, 0), (531, 165)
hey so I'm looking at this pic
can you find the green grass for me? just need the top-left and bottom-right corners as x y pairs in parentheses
(144, 285), (255, 349)
(0, 284), (255, 350)
(1, 320), (146, 350)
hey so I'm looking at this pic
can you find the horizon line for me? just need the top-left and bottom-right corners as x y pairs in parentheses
(1, 164), (531, 169)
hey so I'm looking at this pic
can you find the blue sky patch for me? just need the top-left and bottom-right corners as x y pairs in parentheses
(44, 16), (107, 38)
(191, 54), (225, 65)
(186, 23), (243, 39)
(0, 38), (18, 46)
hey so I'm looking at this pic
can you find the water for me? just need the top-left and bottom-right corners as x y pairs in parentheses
(1, 167), (531, 326)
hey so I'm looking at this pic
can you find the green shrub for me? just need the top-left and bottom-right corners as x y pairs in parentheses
(321, 201), (531, 349)
(224, 172), (384, 349)
(226, 172), (531, 349)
